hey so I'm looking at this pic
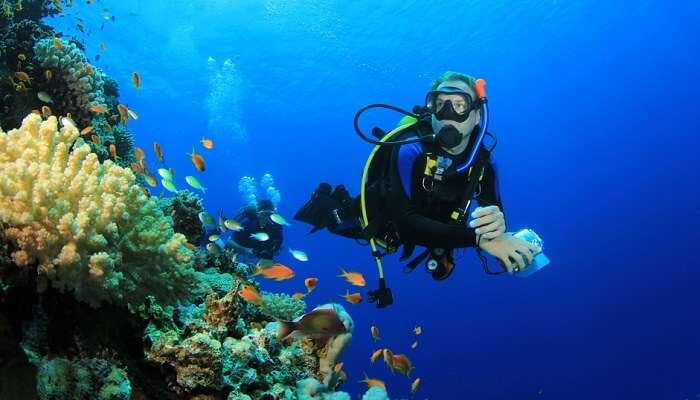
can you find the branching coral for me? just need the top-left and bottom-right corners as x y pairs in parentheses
(260, 291), (306, 321)
(0, 114), (197, 308)
(33, 37), (107, 128)
(36, 357), (131, 400)
(158, 189), (205, 245)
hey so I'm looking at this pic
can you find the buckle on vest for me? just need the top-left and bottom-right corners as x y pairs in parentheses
(421, 176), (434, 192)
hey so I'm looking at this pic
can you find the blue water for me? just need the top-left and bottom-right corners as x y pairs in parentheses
(48, 1), (700, 398)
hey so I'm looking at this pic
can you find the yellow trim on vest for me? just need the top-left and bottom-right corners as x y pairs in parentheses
(424, 156), (437, 176)
(360, 120), (418, 279)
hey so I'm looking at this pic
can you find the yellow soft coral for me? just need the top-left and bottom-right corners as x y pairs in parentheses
(0, 114), (196, 307)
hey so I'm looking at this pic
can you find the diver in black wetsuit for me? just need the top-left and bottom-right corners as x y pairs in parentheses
(228, 199), (283, 260)
(295, 71), (540, 280)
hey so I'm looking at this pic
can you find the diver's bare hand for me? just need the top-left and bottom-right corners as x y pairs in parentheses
(469, 206), (505, 240)
(477, 232), (541, 274)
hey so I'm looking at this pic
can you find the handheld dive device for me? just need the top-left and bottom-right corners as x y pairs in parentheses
(513, 228), (550, 277)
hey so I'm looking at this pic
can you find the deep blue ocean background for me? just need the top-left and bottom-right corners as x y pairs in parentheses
(47, 1), (699, 398)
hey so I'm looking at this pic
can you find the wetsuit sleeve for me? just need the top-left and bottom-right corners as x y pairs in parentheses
(475, 153), (505, 216)
(390, 146), (478, 249)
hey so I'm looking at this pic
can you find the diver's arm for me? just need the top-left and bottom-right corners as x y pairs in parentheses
(393, 206), (478, 248)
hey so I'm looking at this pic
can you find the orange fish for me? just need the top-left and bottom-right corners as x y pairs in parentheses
(359, 373), (386, 390)
(89, 104), (107, 113)
(370, 349), (383, 363)
(183, 242), (197, 250)
(109, 144), (119, 159)
(338, 268), (366, 287)
(334, 362), (343, 373)
(411, 340), (418, 349)
(383, 349), (394, 371)
(414, 326), (422, 335)
(144, 172), (157, 188)
(411, 378), (421, 394)
(304, 277), (318, 293)
(80, 126), (93, 135)
(153, 142), (164, 162)
(187, 147), (206, 172)
(117, 104), (129, 124)
(130, 162), (142, 174)
(134, 147), (145, 162)
(90, 134), (101, 146)
(53, 37), (63, 50)
(44, 69), (53, 81)
(340, 289), (362, 304)
(238, 284), (264, 306)
(14, 71), (31, 84)
(253, 263), (295, 281)
(200, 137), (214, 149)
(391, 354), (413, 377)
(291, 292), (306, 300)
(370, 325), (380, 341)
(41, 105), (52, 117)
(131, 72), (141, 89)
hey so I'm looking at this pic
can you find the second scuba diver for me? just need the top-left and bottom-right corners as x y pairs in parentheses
(295, 71), (540, 285)
(228, 199), (284, 260)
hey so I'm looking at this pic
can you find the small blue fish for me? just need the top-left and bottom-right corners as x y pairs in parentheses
(198, 211), (216, 228)
(250, 232), (269, 242)
(158, 168), (174, 181)
(206, 243), (221, 254)
(224, 219), (243, 232)
(270, 213), (291, 226)
(218, 211), (227, 233)
(289, 248), (309, 262)
(161, 178), (177, 193)
(185, 176), (207, 193)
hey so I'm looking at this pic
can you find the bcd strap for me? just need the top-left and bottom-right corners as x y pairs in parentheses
(403, 248), (431, 273)
(399, 243), (416, 261)
(450, 160), (487, 222)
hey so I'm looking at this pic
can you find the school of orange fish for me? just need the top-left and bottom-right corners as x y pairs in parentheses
(9, 3), (429, 395)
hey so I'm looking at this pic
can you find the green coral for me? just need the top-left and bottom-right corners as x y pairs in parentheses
(36, 358), (131, 400)
(158, 190), (205, 245)
(260, 291), (306, 321)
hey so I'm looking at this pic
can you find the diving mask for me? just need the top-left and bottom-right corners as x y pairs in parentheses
(425, 86), (478, 123)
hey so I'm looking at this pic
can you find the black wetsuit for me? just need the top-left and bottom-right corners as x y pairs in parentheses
(230, 206), (283, 259)
(385, 125), (503, 250)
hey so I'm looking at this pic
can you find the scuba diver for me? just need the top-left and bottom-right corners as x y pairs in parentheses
(227, 199), (283, 260)
(295, 71), (541, 307)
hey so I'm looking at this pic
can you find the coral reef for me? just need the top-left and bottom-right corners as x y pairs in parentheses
(36, 357), (131, 400)
(33, 37), (107, 128)
(158, 190), (205, 245)
(0, 114), (197, 308)
(0, 18), (54, 129)
(0, 4), (389, 397)
(260, 291), (306, 321)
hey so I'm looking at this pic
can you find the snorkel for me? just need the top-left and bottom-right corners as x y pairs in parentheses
(456, 78), (488, 174)
(353, 78), (491, 174)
